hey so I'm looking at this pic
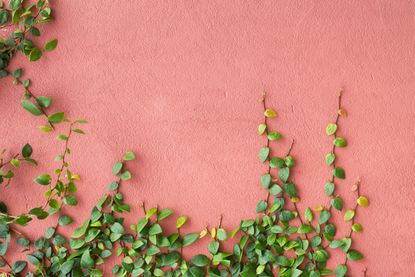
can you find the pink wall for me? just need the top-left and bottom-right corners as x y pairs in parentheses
(2, 0), (415, 275)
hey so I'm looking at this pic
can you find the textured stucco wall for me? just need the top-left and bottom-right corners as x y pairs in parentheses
(2, 1), (415, 275)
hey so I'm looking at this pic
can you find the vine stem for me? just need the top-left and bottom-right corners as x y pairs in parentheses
(14, 77), (55, 130)
(0, 255), (12, 271)
(0, 154), (19, 169)
(42, 122), (74, 210)
(344, 180), (362, 266)
(326, 89), (343, 211)
(260, 93), (316, 267)
(260, 92), (272, 209)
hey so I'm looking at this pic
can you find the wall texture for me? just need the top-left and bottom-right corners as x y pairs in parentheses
(2, 0), (415, 275)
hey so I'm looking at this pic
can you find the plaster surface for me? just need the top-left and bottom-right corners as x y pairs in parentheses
(1, 0), (415, 275)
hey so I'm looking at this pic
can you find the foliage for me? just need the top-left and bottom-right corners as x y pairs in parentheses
(0, 1), (368, 276)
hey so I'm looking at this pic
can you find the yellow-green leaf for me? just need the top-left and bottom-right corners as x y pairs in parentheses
(357, 196), (369, 207)
(264, 109), (277, 118)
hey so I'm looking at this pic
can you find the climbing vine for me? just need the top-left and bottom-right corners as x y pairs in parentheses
(0, 1), (368, 276)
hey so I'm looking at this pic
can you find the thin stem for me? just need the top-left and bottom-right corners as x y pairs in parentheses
(344, 180), (362, 266)
(0, 255), (12, 270)
(0, 153), (19, 169)
(42, 123), (74, 209)
(14, 77), (54, 129)
(326, 89), (343, 210)
(261, 92), (272, 210)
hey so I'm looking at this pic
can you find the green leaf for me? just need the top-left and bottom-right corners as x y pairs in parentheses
(311, 236), (322, 248)
(326, 123), (337, 136)
(22, 79), (30, 87)
(45, 227), (55, 239)
(157, 209), (174, 221)
(335, 264), (347, 277)
(34, 174), (51, 185)
(22, 143), (32, 158)
(258, 123), (266, 135)
(60, 260), (75, 274)
(29, 26), (40, 36)
(240, 262), (256, 277)
(208, 241), (219, 254)
(63, 195), (78, 206)
(325, 152), (335, 165)
(333, 137), (347, 147)
(111, 222), (124, 234)
(217, 228), (227, 241)
(53, 235), (66, 245)
(136, 218), (148, 233)
(269, 184), (282, 195)
(12, 68), (22, 78)
(191, 254), (210, 267)
(278, 167), (290, 182)
(325, 182), (335, 196)
(176, 216), (188, 229)
(267, 131), (283, 141)
(26, 254), (40, 266)
(146, 245), (160, 256)
(48, 112), (64, 123)
(39, 125), (53, 132)
(21, 99), (42, 116)
(352, 223), (363, 232)
(148, 223), (162, 235)
(318, 210), (331, 224)
(9, 0), (23, 10)
(269, 157), (285, 168)
(285, 156), (295, 168)
(72, 129), (85, 134)
(256, 200), (267, 213)
(75, 119), (88, 124)
(331, 197), (343, 211)
(123, 151), (136, 161)
(44, 39), (58, 51)
(57, 134), (68, 141)
(313, 249), (329, 262)
(11, 260), (27, 274)
(344, 210), (355, 221)
(259, 147), (269, 162)
(36, 96), (52, 108)
(268, 203), (281, 213)
(58, 215), (73, 226)
(108, 181), (118, 191)
(15, 215), (31, 226)
(145, 207), (157, 219)
(120, 170), (131, 181)
(329, 240), (344, 249)
(347, 249), (363, 261)
(304, 208), (313, 222)
(80, 249), (95, 268)
(0, 10), (9, 25)
(333, 167), (346, 179)
(72, 219), (90, 238)
(260, 174), (271, 189)
(297, 224), (313, 234)
(112, 162), (123, 175)
(29, 47), (42, 62)
(16, 237), (29, 247)
(182, 233), (199, 247)
(283, 182), (297, 197)
(11, 158), (20, 167)
(48, 199), (60, 209)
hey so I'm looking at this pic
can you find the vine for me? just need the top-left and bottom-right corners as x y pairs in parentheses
(0, 1), (369, 276)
